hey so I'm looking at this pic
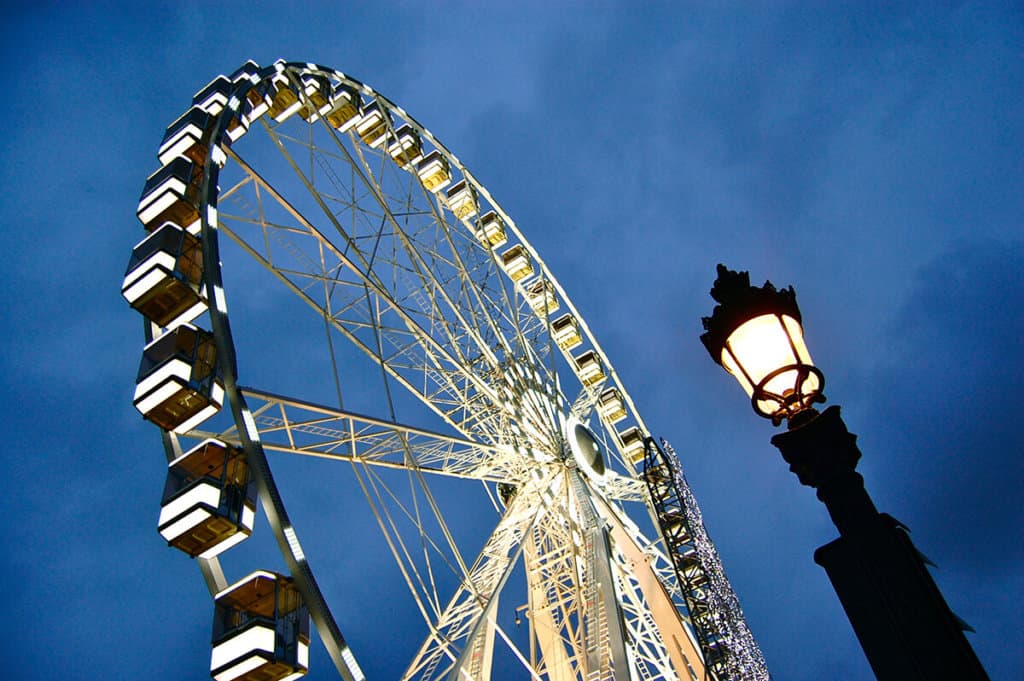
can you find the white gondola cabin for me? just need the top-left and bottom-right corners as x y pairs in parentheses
(388, 124), (423, 168)
(354, 99), (391, 147)
(446, 179), (479, 220)
(524, 277), (559, 315)
(416, 150), (451, 192)
(551, 313), (582, 350)
(618, 426), (646, 465)
(211, 571), (310, 681)
(193, 76), (232, 116)
(597, 388), (627, 424)
(240, 85), (271, 127)
(137, 156), (204, 233)
(325, 83), (360, 132)
(476, 211), (507, 248)
(230, 60), (261, 84)
(224, 110), (250, 144)
(224, 62), (272, 138)
(158, 439), (256, 559)
(267, 74), (303, 124)
(501, 244), (533, 282)
(134, 324), (224, 433)
(159, 106), (216, 166)
(122, 222), (207, 328)
(573, 350), (606, 386)
(297, 74), (333, 123)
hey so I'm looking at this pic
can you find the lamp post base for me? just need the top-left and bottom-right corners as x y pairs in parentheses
(814, 515), (988, 681)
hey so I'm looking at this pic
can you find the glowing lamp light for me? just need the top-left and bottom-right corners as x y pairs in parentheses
(701, 264), (825, 425)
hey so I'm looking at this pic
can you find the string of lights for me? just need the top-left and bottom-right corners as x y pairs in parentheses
(646, 437), (771, 681)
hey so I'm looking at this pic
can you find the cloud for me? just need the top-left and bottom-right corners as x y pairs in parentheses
(855, 239), (1024, 675)
(866, 239), (1024, 575)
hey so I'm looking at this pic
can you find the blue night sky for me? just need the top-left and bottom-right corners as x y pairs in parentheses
(2, 2), (1021, 680)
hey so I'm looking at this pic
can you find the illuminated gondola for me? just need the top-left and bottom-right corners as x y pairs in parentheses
(210, 571), (310, 681)
(158, 439), (256, 559)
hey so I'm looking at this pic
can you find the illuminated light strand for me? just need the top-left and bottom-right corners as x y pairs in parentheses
(662, 439), (771, 681)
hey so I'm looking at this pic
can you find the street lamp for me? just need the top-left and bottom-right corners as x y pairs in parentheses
(700, 264), (989, 681)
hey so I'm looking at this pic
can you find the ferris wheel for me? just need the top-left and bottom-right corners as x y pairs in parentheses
(123, 59), (769, 681)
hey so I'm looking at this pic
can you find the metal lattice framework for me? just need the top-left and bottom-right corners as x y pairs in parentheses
(644, 439), (770, 681)
(128, 59), (770, 681)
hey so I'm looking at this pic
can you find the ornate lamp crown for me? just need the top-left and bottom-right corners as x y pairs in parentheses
(700, 264), (824, 426)
(700, 264), (801, 362)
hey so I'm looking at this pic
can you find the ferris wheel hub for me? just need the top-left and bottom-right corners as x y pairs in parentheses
(562, 413), (607, 481)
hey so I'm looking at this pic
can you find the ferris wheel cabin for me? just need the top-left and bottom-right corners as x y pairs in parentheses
(416, 150), (452, 193)
(265, 72), (305, 124)
(134, 324), (224, 433)
(193, 75), (231, 116)
(524, 277), (559, 316)
(551, 313), (583, 351)
(159, 106), (216, 166)
(476, 211), (507, 248)
(355, 99), (391, 148)
(137, 156), (204, 233)
(388, 124), (423, 169)
(122, 222), (207, 328)
(211, 571), (310, 681)
(573, 349), (606, 386)
(597, 388), (627, 424)
(446, 179), (479, 220)
(190, 73), (251, 143)
(617, 425), (646, 465)
(295, 73), (334, 123)
(500, 244), (533, 282)
(159, 439), (256, 559)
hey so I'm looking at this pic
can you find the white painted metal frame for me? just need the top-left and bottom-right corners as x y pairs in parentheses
(135, 60), (748, 681)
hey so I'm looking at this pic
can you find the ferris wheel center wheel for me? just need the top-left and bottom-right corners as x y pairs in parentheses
(123, 59), (770, 681)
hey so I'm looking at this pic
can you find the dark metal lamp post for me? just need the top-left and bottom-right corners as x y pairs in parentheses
(699, 264), (989, 681)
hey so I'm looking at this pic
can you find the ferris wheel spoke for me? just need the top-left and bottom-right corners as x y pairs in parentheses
(566, 381), (607, 424)
(216, 159), (513, 443)
(403, 473), (554, 681)
(348, 441), (556, 673)
(260, 122), (568, 448)
(305, 115), (533, 370)
(217, 151), (560, 452)
(262, 123), (502, 371)
(352, 461), (469, 622)
(593, 494), (706, 681)
(597, 473), (648, 503)
(279, 124), (491, 383)
(186, 387), (540, 482)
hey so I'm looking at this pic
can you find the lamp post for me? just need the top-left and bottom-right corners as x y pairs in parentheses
(699, 264), (989, 681)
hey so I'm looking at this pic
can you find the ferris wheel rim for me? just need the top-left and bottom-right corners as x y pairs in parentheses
(136, 57), (715, 681)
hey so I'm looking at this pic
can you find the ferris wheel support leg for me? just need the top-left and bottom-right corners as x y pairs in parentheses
(570, 471), (632, 681)
(588, 527), (632, 681)
(525, 572), (575, 681)
(594, 495), (707, 681)
(446, 594), (498, 681)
